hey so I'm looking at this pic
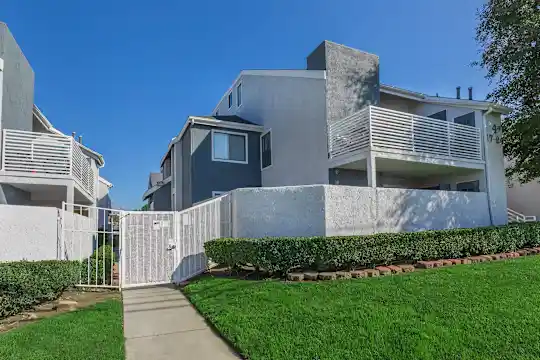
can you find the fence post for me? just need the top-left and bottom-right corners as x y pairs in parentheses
(120, 211), (127, 290)
(59, 203), (65, 260)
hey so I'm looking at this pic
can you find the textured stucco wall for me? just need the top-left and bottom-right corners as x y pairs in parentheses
(0, 23), (34, 132)
(307, 41), (380, 124)
(325, 186), (491, 236)
(230, 185), (492, 238)
(0, 205), (59, 261)
(231, 186), (326, 238)
(190, 124), (261, 204)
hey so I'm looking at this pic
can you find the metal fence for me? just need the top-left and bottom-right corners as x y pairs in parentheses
(61, 194), (232, 289)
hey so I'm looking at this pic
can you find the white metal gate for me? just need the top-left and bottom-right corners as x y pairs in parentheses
(121, 211), (177, 288)
(61, 202), (122, 289)
(61, 194), (232, 289)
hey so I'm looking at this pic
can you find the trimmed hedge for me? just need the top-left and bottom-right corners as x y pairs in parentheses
(205, 222), (540, 274)
(0, 260), (80, 319)
(80, 245), (117, 286)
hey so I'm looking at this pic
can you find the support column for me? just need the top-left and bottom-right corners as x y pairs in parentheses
(366, 153), (377, 188)
(66, 184), (74, 212)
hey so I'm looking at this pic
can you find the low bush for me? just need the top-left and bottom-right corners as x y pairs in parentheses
(205, 222), (540, 274)
(80, 245), (117, 286)
(0, 260), (80, 319)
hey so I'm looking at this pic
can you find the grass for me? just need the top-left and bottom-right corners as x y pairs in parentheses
(184, 256), (540, 360)
(0, 299), (124, 360)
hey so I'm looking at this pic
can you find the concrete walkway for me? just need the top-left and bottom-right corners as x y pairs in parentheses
(122, 286), (239, 360)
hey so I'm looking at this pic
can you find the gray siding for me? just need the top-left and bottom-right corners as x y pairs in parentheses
(0, 23), (34, 132)
(181, 129), (192, 209)
(190, 124), (261, 204)
(153, 183), (172, 211)
(235, 74), (329, 187)
(307, 40), (380, 124)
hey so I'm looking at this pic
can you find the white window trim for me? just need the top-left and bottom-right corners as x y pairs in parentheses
(212, 191), (227, 197)
(211, 129), (249, 164)
(228, 92), (233, 109)
(236, 82), (242, 108)
(260, 129), (272, 170)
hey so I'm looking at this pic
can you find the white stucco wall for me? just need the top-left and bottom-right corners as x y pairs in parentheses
(230, 185), (492, 238)
(231, 186), (326, 238)
(325, 186), (491, 236)
(0, 205), (59, 261)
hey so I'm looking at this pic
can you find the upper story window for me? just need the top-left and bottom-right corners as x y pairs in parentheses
(212, 130), (248, 164)
(236, 83), (242, 107)
(228, 93), (232, 109)
(261, 130), (272, 169)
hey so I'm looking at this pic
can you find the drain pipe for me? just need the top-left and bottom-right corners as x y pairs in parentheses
(483, 106), (495, 225)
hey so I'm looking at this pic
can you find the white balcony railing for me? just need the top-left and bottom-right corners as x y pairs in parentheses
(329, 106), (483, 162)
(2, 129), (95, 197)
(508, 208), (537, 223)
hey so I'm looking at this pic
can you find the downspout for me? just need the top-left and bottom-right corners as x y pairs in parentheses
(483, 106), (495, 225)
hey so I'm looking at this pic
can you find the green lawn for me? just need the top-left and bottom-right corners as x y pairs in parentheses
(0, 300), (124, 360)
(184, 256), (540, 360)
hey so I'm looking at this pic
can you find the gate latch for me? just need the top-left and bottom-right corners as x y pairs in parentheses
(166, 243), (176, 251)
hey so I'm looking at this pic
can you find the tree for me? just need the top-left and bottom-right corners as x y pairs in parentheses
(475, 0), (540, 183)
(140, 203), (149, 211)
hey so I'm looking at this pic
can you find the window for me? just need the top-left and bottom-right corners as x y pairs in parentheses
(456, 180), (480, 192)
(212, 130), (248, 164)
(428, 110), (447, 121)
(228, 93), (232, 108)
(261, 130), (272, 169)
(454, 112), (476, 127)
(236, 83), (242, 107)
(212, 191), (226, 197)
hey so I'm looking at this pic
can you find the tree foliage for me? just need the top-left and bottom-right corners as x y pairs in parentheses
(475, 0), (540, 183)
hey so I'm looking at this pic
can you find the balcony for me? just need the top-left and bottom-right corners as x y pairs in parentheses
(328, 106), (483, 165)
(1, 129), (95, 197)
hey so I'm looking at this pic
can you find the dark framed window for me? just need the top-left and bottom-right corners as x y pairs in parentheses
(428, 110), (447, 121)
(456, 180), (480, 192)
(261, 130), (272, 169)
(237, 83), (242, 107)
(212, 130), (248, 164)
(454, 112), (476, 127)
(228, 93), (232, 108)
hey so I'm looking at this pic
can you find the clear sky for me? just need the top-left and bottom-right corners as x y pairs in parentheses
(1, 0), (489, 209)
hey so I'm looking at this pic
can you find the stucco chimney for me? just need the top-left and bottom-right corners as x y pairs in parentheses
(456, 86), (461, 99)
(72, 132), (76, 138)
(468, 87), (473, 100)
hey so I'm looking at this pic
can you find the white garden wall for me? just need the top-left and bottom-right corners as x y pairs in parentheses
(231, 185), (491, 238)
(0, 205), (59, 261)
(0, 204), (95, 262)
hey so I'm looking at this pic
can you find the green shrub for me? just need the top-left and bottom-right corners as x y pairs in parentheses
(0, 260), (80, 319)
(80, 245), (117, 286)
(205, 222), (540, 274)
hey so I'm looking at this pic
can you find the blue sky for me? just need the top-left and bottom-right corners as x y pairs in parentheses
(2, 0), (489, 209)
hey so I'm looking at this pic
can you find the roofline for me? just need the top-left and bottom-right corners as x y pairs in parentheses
(379, 84), (511, 114)
(142, 176), (171, 200)
(211, 70), (326, 115)
(33, 105), (106, 166)
(98, 176), (113, 188)
(159, 116), (264, 166)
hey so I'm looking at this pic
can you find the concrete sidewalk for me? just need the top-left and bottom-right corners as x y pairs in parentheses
(122, 286), (239, 360)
